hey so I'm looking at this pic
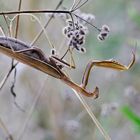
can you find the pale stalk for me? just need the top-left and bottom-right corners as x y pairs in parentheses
(72, 89), (111, 140)
(16, 77), (48, 140)
(0, 117), (13, 140)
(10, 13), (54, 48)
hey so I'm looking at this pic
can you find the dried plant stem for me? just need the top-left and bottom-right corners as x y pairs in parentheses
(15, 0), (22, 38)
(72, 89), (111, 140)
(16, 77), (48, 140)
(70, 0), (77, 11)
(31, 0), (64, 46)
(10, 13), (53, 48)
(0, 26), (6, 36)
(0, 63), (17, 90)
(0, 117), (13, 140)
(71, 0), (88, 12)
(0, 10), (70, 16)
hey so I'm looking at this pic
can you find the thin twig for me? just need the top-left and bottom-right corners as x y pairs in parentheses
(31, 0), (64, 46)
(0, 10), (70, 15)
(71, 0), (82, 11)
(73, 89), (111, 140)
(16, 77), (48, 140)
(0, 63), (18, 90)
(10, 13), (55, 48)
(72, 0), (88, 12)
(61, 47), (69, 59)
(15, 0), (22, 38)
(70, 0), (77, 11)
(2, 15), (11, 36)
(0, 117), (13, 140)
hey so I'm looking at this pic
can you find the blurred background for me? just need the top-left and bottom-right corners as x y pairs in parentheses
(0, 0), (140, 140)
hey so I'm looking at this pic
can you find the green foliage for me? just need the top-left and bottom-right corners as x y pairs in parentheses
(121, 106), (140, 132)
(128, 7), (140, 27)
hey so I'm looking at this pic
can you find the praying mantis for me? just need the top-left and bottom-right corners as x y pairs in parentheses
(0, 36), (135, 98)
(0, 1), (136, 140)
(0, 0), (135, 99)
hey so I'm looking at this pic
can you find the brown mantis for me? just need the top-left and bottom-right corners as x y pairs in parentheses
(0, 1), (136, 140)
(0, 0), (136, 99)
(0, 36), (135, 98)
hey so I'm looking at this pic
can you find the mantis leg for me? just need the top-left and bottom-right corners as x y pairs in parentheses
(69, 48), (76, 69)
(81, 53), (135, 89)
(58, 47), (75, 69)
(51, 55), (75, 69)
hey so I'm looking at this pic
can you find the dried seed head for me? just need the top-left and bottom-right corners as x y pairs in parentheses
(97, 24), (110, 41)
(97, 34), (105, 41)
(78, 47), (86, 53)
(63, 19), (88, 53)
(63, 27), (67, 35)
(100, 31), (108, 37)
(102, 25), (110, 32)
(67, 20), (73, 26)
(67, 31), (73, 38)
(79, 29), (85, 35)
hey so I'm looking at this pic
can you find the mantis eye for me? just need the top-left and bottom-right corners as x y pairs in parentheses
(50, 48), (56, 56)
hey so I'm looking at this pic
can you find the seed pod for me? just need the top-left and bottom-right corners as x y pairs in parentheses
(97, 34), (105, 41)
(102, 25), (110, 32)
